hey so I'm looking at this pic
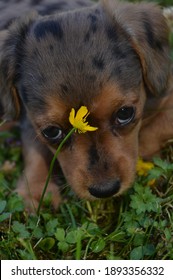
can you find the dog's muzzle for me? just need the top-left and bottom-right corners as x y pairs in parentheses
(88, 179), (120, 198)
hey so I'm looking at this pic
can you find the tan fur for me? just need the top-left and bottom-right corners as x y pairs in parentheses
(139, 80), (173, 158)
(0, 0), (172, 210)
(17, 140), (61, 212)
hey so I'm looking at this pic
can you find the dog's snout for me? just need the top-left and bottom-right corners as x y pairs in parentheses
(88, 180), (121, 198)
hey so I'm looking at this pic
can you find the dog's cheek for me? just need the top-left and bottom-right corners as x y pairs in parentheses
(116, 153), (137, 194)
(101, 131), (139, 193)
(57, 136), (91, 197)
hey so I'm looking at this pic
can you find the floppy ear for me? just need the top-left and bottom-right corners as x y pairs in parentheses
(0, 13), (37, 121)
(103, 0), (170, 96)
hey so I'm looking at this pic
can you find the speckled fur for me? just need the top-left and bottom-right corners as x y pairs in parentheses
(0, 0), (173, 211)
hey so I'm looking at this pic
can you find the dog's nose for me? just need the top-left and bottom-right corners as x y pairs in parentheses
(88, 180), (121, 198)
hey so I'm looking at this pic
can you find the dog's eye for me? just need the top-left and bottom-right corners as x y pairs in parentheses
(41, 126), (63, 143)
(115, 106), (135, 126)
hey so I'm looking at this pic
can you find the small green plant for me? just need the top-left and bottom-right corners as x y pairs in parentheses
(1, 134), (173, 260)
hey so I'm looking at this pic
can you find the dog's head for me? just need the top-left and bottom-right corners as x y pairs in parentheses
(0, 0), (170, 199)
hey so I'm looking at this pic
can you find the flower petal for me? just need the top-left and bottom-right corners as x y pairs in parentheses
(136, 158), (154, 176)
(69, 108), (75, 126)
(75, 106), (88, 121)
(85, 125), (98, 131)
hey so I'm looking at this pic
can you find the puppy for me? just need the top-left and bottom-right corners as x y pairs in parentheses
(0, 0), (173, 210)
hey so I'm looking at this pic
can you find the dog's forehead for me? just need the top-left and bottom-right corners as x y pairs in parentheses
(33, 81), (143, 129)
(20, 4), (142, 110)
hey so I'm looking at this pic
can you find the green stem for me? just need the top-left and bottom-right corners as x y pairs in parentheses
(37, 127), (76, 216)
(161, 193), (173, 205)
(76, 231), (82, 260)
(0, 119), (6, 127)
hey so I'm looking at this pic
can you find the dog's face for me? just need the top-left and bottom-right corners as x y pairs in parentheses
(0, 0), (170, 199)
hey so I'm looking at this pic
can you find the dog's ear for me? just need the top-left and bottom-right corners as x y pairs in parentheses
(103, 0), (170, 96)
(0, 13), (37, 121)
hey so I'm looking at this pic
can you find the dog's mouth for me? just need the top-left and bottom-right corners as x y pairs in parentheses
(88, 179), (121, 198)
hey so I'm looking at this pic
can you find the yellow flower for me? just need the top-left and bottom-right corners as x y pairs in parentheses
(69, 106), (98, 133)
(148, 178), (156, 186)
(136, 158), (154, 176)
(136, 158), (155, 186)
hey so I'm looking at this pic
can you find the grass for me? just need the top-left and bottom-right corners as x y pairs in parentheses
(0, 0), (173, 260)
(1, 129), (173, 260)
